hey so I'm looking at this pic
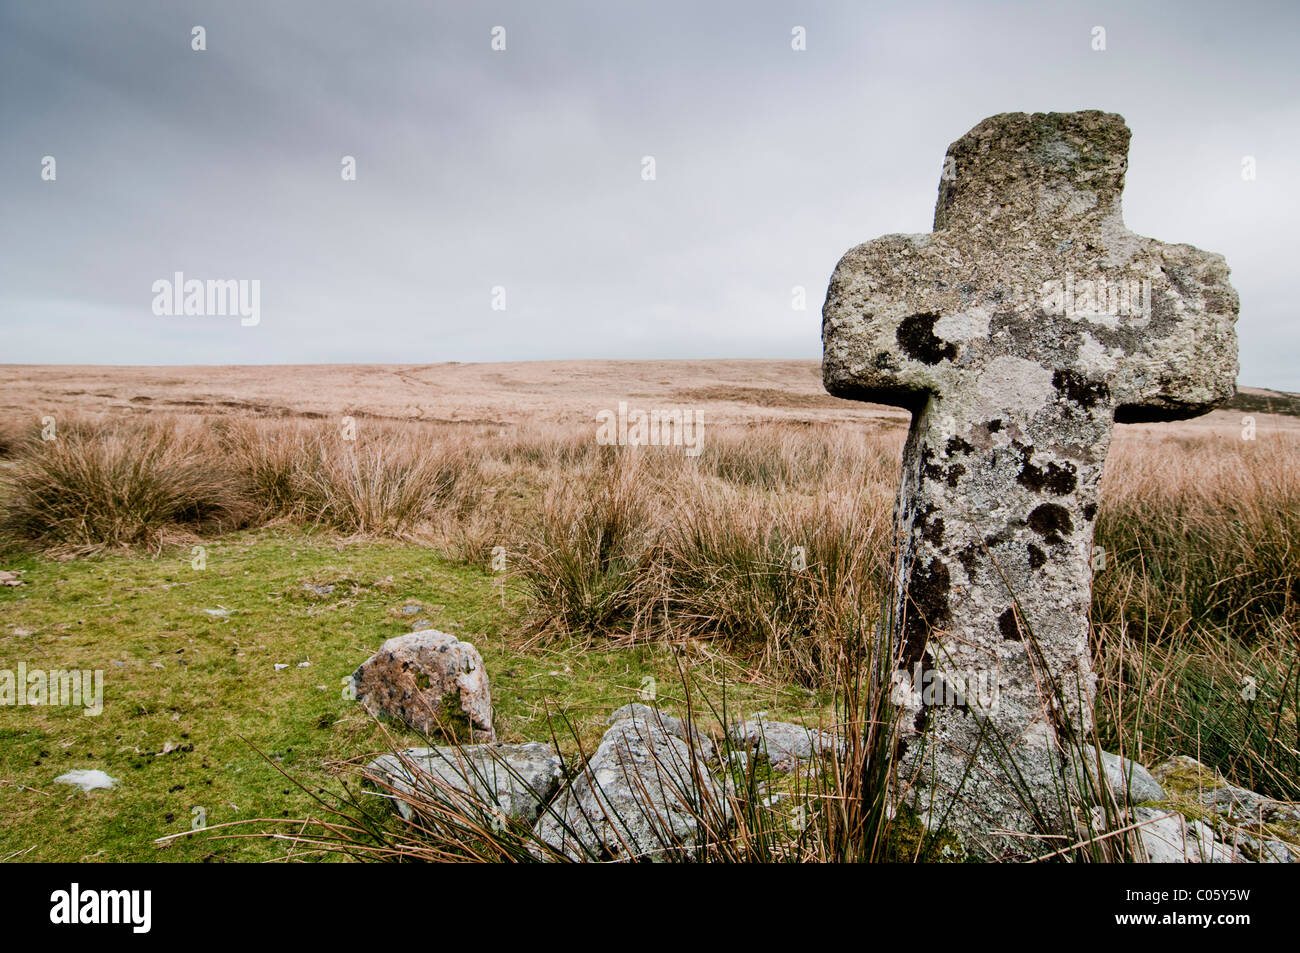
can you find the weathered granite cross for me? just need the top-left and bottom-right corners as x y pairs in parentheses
(821, 111), (1239, 857)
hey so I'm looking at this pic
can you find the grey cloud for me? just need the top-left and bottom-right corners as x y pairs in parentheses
(1, 0), (1296, 388)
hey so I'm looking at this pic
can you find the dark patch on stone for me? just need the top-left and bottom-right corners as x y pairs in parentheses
(1082, 503), (1097, 521)
(958, 543), (981, 577)
(1203, 289), (1229, 315)
(873, 351), (899, 372)
(1053, 369), (1110, 409)
(908, 649), (936, 735)
(946, 436), (974, 456)
(1027, 503), (1072, 544)
(1160, 263), (1195, 299)
(901, 557), (951, 667)
(1017, 457), (1078, 495)
(916, 504), (944, 545)
(946, 463), (966, 488)
(1027, 543), (1047, 569)
(1010, 438), (1033, 468)
(991, 308), (1083, 370)
(984, 529), (1010, 549)
(921, 445), (944, 482)
(1115, 399), (1217, 424)
(986, 419), (1003, 433)
(998, 607), (1022, 641)
(897, 312), (958, 365)
(949, 680), (970, 715)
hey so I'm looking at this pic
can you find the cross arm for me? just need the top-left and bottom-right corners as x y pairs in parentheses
(822, 233), (959, 413)
(1110, 239), (1240, 423)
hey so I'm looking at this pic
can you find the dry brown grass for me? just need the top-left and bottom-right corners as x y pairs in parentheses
(1096, 432), (1300, 637)
(0, 414), (248, 550)
(1092, 431), (1300, 798)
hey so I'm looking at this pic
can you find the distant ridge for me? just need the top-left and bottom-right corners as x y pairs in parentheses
(1225, 387), (1300, 418)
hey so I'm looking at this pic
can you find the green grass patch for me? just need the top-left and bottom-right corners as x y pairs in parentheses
(0, 529), (814, 862)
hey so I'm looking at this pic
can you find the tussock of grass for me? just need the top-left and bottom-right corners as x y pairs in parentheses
(516, 455), (653, 638)
(1094, 434), (1299, 639)
(296, 433), (482, 536)
(642, 483), (891, 685)
(1, 417), (246, 550)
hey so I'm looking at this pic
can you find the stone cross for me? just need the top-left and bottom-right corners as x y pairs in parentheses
(821, 111), (1238, 857)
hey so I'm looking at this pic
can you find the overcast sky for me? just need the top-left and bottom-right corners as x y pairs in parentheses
(1, 1), (1296, 388)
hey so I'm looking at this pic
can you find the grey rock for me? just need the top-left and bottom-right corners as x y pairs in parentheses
(1143, 756), (1300, 861)
(400, 604), (422, 615)
(532, 716), (728, 861)
(821, 110), (1239, 856)
(1223, 830), (1294, 863)
(1149, 753), (1216, 784)
(302, 583), (334, 596)
(1150, 755), (1300, 825)
(1224, 829), (1260, 857)
(1069, 749), (1166, 804)
(609, 703), (715, 760)
(410, 619), (433, 631)
(723, 750), (751, 773)
(727, 715), (841, 773)
(1261, 840), (1295, 863)
(366, 742), (562, 824)
(1202, 783), (1300, 826)
(352, 630), (494, 742)
(1131, 807), (1239, 863)
(54, 769), (118, 792)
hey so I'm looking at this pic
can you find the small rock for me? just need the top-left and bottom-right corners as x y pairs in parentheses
(1261, 840), (1295, 863)
(303, 583), (335, 596)
(1203, 782), (1300, 826)
(723, 750), (751, 773)
(54, 769), (118, 792)
(352, 630), (494, 742)
(1150, 754), (1220, 789)
(201, 608), (229, 618)
(399, 605), (422, 615)
(273, 663), (288, 671)
(727, 714), (840, 773)
(1131, 807), (1238, 863)
(0, 570), (24, 587)
(410, 619), (433, 632)
(609, 703), (714, 759)
(366, 742), (562, 823)
(1151, 755), (1300, 825)
(533, 715), (728, 861)
(1069, 750), (1166, 804)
